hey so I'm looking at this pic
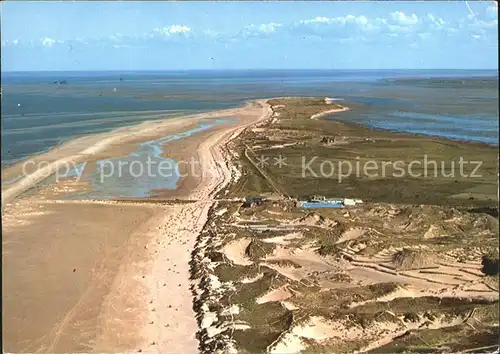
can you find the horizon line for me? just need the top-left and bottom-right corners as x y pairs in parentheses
(2, 68), (499, 73)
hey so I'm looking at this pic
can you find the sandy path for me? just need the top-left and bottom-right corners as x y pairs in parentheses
(310, 106), (350, 120)
(125, 99), (272, 353)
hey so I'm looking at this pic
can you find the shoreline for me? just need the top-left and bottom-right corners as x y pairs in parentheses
(316, 108), (499, 148)
(0, 100), (260, 207)
(3, 95), (497, 208)
(3, 94), (497, 190)
(0, 108), (210, 170)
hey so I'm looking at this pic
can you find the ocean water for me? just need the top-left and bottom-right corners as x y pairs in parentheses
(2, 69), (498, 167)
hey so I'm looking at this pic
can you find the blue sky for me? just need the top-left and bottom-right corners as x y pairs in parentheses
(1, 1), (498, 71)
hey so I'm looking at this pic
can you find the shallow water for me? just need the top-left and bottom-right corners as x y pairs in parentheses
(63, 118), (229, 199)
(335, 79), (499, 144)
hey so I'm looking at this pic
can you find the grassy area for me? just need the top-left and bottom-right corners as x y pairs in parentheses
(227, 97), (498, 207)
(369, 324), (500, 353)
(195, 98), (498, 353)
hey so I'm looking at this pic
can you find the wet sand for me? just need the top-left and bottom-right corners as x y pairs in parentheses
(1, 99), (272, 353)
(2, 199), (159, 353)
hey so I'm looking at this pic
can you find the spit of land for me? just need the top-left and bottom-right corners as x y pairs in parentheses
(2, 97), (498, 354)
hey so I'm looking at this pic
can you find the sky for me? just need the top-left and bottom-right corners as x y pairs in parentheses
(1, 1), (498, 71)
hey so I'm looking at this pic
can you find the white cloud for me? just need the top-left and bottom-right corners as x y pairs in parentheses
(390, 11), (419, 25)
(41, 37), (56, 47)
(169, 25), (191, 34)
(153, 25), (191, 36)
(240, 22), (283, 38)
(257, 22), (282, 33)
(295, 14), (384, 38)
(356, 16), (369, 25)
(16, 9), (495, 52)
(301, 14), (370, 26)
(300, 16), (332, 24)
(426, 14), (445, 26)
(2, 39), (20, 47)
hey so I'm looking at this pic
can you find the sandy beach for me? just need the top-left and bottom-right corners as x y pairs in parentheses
(1, 99), (272, 353)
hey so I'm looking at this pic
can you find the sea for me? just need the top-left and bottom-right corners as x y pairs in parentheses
(2, 69), (498, 167)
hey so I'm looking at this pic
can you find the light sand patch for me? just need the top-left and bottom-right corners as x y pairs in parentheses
(423, 224), (446, 239)
(310, 106), (350, 120)
(207, 322), (251, 338)
(263, 263), (304, 282)
(240, 273), (264, 284)
(270, 316), (350, 354)
(268, 142), (297, 149)
(292, 213), (338, 229)
(251, 128), (267, 133)
(215, 208), (228, 216)
(296, 316), (344, 341)
(221, 305), (240, 316)
(263, 245), (342, 281)
(231, 323), (251, 331)
(2, 209), (54, 230)
(261, 232), (303, 245)
(230, 164), (242, 184)
(282, 301), (300, 310)
(349, 284), (421, 308)
(266, 210), (283, 216)
(256, 286), (292, 304)
(336, 227), (367, 244)
(324, 97), (344, 104)
(347, 266), (433, 288)
(222, 238), (253, 266)
(201, 311), (218, 329)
